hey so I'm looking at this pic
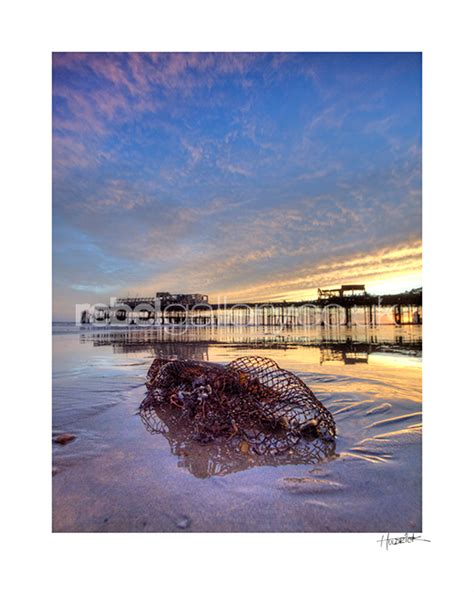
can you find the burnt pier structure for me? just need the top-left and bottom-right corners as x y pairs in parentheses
(83, 286), (422, 327)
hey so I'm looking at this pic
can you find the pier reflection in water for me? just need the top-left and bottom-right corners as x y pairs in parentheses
(79, 324), (421, 366)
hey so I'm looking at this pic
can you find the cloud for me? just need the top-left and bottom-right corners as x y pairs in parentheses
(309, 106), (346, 130)
(364, 115), (396, 135)
(53, 135), (99, 170)
(181, 139), (203, 166)
(218, 161), (252, 177)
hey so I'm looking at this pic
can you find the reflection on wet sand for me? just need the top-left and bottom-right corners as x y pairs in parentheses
(139, 395), (336, 478)
(320, 343), (370, 365)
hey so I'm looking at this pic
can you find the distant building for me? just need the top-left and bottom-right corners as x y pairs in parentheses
(318, 284), (367, 299)
(155, 292), (209, 306)
(113, 292), (209, 307)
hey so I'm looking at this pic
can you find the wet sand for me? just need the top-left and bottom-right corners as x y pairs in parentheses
(52, 325), (421, 532)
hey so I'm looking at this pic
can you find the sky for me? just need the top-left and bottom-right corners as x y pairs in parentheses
(53, 52), (421, 320)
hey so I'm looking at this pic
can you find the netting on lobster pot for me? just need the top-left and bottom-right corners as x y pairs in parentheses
(139, 394), (336, 477)
(141, 355), (336, 456)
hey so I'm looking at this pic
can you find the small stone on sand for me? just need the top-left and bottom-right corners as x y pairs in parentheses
(54, 433), (76, 445)
(176, 516), (191, 529)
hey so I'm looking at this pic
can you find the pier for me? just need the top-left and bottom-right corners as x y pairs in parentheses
(81, 286), (422, 327)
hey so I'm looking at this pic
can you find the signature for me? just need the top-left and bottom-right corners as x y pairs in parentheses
(377, 532), (431, 550)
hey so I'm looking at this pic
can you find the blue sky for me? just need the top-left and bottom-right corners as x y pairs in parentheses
(53, 52), (421, 319)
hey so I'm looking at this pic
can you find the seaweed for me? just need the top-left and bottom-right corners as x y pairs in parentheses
(140, 355), (336, 459)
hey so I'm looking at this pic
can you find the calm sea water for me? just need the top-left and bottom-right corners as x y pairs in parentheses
(52, 323), (422, 532)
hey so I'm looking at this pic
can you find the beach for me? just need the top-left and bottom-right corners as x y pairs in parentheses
(52, 323), (422, 532)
